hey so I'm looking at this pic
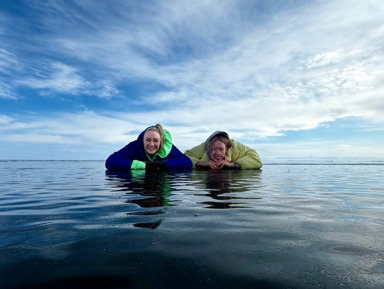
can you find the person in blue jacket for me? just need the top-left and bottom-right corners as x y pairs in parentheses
(105, 123), (192, 170)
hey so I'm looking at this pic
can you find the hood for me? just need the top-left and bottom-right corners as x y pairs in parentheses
(204, 131), (229, 159)
(137, 126), (173, 159)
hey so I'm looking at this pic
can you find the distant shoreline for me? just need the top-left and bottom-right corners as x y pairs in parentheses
(1, 159), (384, 165)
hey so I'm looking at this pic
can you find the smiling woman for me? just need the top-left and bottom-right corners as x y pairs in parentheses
(185, 131), (263, 169)
(105, 124), (192, 170)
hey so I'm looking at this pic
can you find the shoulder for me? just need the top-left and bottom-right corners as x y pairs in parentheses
(230, 139), (255, 154)
(231, 139), (250, 147)
(230, 139), (243, 148)
(118, 139), (144, 156)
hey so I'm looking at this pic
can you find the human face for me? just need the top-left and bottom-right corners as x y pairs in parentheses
(143, 130), (161, 155)
(210, 140), (227, 162)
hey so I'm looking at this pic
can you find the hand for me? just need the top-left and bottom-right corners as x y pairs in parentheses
(208, 154), (234, 169)
(195, 161), (226, 169)
(146, 160), (166, 171)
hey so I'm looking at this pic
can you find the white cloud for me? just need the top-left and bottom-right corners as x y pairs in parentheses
(118, 0), (384, 130)
(0, 48), (19, 99)
(1, 109), (384, 160)
(0, 114), (14, 124)
(1, 0), (384, 159)
(0, 82), (17, 100)
(0, 48), (18, 73)
(0, 111), (130, 144)
(305, 49), (346, 69)
(14, 62), (119, 98)
(16, 62), (88, 94)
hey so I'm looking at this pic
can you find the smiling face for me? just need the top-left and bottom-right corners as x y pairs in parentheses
(143, 130), (161, 155)
(210, 140), (227, 162)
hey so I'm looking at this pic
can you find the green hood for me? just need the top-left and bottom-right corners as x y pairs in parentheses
(146, 129), (173, 161)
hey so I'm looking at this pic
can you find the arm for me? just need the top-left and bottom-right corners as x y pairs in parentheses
(196, 154), (240, 170)
(184, 142), (209, 167)
(230, 140), (263, 169)
(164, 145), (193, 169)
(105, 141), (146, 170)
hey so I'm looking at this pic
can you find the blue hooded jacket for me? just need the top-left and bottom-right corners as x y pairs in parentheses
(105, 127), (192, 170)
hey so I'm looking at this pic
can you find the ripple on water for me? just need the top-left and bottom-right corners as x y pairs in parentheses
(1, 161), (384, 288)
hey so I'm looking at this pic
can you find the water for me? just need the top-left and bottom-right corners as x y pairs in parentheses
(1, 160), (384, 288)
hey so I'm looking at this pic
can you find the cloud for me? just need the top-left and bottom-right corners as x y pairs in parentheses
(1, 108), (383, 160)
(116, 0), (384, 130)
(13, 62), (119, 98)
(0, 48), (18, 72)
(304, 49), (346, 69)
(0, 114), (14, 124)
(0, 111), (131, 144)
(1, 0), (384, 159)
(16, 62), (87, 94)
(0, 82), (17, 100)
(0, 48), (19, 99)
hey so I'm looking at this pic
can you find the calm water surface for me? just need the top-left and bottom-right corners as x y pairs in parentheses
(1, 160), (384, 288)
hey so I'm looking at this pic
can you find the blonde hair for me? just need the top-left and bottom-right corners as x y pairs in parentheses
(144, 123), (165, 152)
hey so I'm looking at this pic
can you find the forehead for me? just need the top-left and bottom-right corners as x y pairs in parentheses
(144, 130), (160, 139)
(212, 140), (226, 148)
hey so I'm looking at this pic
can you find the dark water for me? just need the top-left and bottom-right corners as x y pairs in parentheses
(1, 160), (384, 289)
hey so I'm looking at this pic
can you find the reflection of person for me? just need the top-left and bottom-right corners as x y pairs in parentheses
(105, 170), (172, 229)
(184, 131), (262, 169)
(106, 124), (192, 170)
(105, 170), (172, 208)
(191, 169), (263, 209)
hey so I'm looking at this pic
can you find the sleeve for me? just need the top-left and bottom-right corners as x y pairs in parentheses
(184, 142), (208, 167)
(230, 140), (263, 169)
(164, 145), (193, 169)
(105, 141), (146, 170)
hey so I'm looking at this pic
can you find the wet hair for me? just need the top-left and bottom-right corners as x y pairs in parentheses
(144, 123), (165, 152)
(209, 135), (232, 155)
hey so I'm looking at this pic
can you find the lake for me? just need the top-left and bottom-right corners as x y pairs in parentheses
(1, 160), (384, 288)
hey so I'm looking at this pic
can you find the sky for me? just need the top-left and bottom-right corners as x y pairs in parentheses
(1, 0), (384, 161)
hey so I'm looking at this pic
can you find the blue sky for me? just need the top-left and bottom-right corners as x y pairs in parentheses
(1, 0), (384, 161)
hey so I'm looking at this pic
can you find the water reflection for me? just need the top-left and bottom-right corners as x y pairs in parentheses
(105, 170), (175, 229)
(191, 169), (263, 209)
(105, 169), (263, 228)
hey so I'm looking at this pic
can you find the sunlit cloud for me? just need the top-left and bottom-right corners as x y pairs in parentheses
(305, 49), (346, 69)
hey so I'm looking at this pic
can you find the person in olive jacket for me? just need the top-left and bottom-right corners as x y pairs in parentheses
(184, 131), (262, 169)
(106, 124), (192, 171)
